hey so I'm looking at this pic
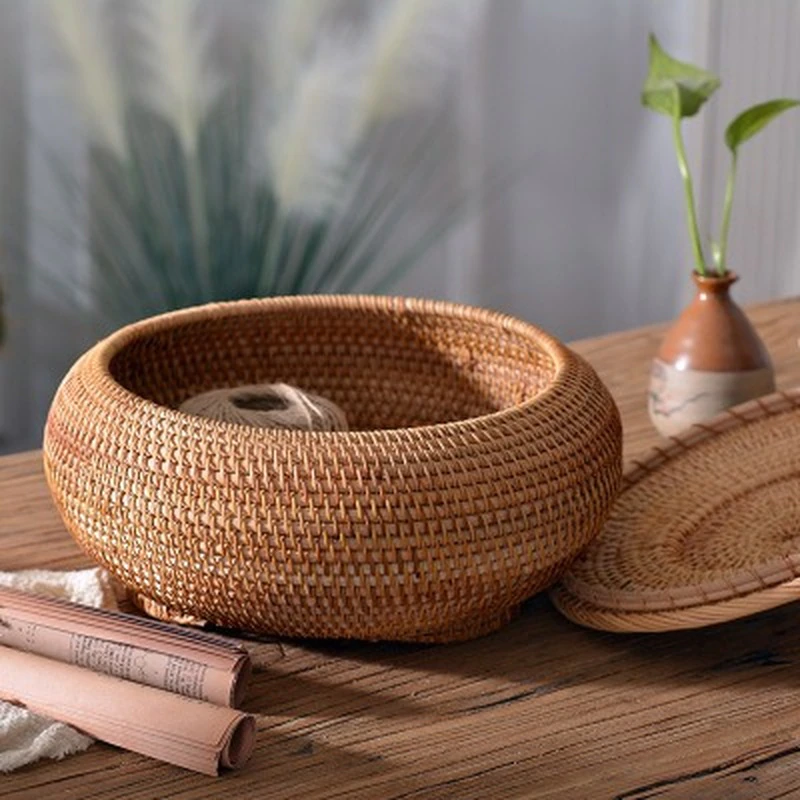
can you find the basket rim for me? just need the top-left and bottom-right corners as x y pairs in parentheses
(72, 294), (579, 443)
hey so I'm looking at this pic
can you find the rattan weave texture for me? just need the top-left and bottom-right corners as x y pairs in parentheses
(552, 390), (800, 632)
(44, 296), (621, 642)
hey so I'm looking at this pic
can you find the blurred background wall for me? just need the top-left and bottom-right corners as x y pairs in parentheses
(1, 0), (799, 453)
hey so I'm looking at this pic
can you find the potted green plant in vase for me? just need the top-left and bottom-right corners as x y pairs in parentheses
(643, 34), (798, 438)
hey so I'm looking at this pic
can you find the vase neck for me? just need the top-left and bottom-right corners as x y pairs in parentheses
(692, 271), (738, 299)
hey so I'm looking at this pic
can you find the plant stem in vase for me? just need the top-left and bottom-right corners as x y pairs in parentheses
(641, 34), (798, 436)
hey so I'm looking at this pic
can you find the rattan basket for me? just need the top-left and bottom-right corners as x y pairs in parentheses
(44, 296), (622, 642)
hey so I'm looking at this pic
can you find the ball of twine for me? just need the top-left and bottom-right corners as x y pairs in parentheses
(179, 383), (349, 432)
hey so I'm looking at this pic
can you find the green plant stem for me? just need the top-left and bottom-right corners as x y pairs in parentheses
(671, 115), (706, 275)
(717, 150), (738, 276)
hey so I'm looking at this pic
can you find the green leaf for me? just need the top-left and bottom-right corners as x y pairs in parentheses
(642, 33), (720, 118)
(725, 98), (800, 152)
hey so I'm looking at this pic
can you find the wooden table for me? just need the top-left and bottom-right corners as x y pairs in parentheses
(3, 298), (800, 799)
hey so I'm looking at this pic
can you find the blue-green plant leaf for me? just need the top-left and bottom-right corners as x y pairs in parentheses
(725, 98), (800, 152)
(642, 33), (720, 118)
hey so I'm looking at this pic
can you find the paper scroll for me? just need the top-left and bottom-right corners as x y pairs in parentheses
(0, 647), (255, 776)
(0, 585), (250, 706)
(0, 587), (257, 775)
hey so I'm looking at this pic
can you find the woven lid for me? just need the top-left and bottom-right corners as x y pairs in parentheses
(551, 390), (800, 632)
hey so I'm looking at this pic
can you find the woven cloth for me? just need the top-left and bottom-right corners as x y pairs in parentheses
(0, 567), (117, 772)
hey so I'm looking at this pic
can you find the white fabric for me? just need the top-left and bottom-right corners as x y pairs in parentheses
(0, 704), (92, 773)
(0, 567), (117, 772)
(0, 567), (118, 608)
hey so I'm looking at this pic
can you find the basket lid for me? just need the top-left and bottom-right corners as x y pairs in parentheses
(551, 390), (800, 632)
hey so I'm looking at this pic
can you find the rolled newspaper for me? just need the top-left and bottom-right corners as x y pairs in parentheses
(0, 646), (256, 775)
(0, 585), (251, 707)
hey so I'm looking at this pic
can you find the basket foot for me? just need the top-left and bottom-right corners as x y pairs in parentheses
(132, 593), (207, 627)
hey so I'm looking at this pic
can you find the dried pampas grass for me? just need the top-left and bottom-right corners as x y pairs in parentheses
(44, 0), (489, 329)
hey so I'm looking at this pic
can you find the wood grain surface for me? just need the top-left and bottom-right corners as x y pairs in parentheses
(2, 297), (800, 799)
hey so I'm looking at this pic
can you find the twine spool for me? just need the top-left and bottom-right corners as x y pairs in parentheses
(179, 383), (348, 431)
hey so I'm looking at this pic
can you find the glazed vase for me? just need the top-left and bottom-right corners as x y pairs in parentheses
(648, 272), (774, 438)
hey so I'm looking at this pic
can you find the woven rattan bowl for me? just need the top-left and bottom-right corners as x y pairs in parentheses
(44, 296), (622, 642)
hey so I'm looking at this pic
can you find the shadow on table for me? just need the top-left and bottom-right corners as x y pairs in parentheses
(239, 592), (800, 715)
(219, 596), (800, 800)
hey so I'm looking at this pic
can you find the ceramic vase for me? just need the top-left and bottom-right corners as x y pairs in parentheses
(648, 272), (774, 438)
